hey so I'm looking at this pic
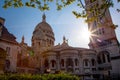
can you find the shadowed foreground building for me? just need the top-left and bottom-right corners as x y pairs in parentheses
(0, 0), (120, 80)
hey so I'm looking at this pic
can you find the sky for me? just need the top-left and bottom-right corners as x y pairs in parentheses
(0, 0), (120, 48)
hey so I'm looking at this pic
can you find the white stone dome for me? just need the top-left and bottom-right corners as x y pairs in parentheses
(32, 14), (55, 49)
(32, 14), (54, 40)
(35, 21), (53, 33)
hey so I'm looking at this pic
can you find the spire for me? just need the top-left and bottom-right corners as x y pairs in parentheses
(21, 36), (24, 43)
(63, 36), (66, 43)
(42, 13), (46, 22)
(63, 36), (68, 43)
(62, 36), (69, 47)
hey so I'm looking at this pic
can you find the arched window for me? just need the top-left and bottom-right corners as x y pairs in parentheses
(5, 60), (10, 69)
(99, 17), (103, 23)
(102, 54), (106, 63)
(97, 56), (102, 64)
(104, 51), (110, 62)
(107, 54), (110, 62)
(51, 60), (56, 68)
(91, 59), (96, 66)
(102, 28), (104, 34)
(66, 58), (73, 67)
(84, 59), (89, 66)
(61, 59), (64, 67)
(85, 60), (88, 66)
(6, 47), (10, 56)
(75, 59), (79, 66)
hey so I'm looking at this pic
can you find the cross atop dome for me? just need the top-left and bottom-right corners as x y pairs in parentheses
(42, 13), (46, 22)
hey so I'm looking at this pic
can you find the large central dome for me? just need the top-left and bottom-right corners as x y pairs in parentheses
(34, 21), (53, 33)
(32, 14), (55, 52)
(33, 14), (54, 40)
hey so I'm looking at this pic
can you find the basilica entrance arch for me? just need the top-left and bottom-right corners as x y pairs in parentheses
(0, 48), (6, 74)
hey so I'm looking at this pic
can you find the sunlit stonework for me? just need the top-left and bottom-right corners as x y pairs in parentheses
(0, 0), (120, 80)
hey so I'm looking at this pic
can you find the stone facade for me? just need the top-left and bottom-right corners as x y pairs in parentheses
(16, 37), (36, 73)
(40, 38), (97, 75)
(0, 48), (6, 74)
(0, 17), (19, 73)
(30, 16), (98, 79)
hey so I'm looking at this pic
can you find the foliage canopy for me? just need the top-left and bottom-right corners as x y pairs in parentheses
(2, 0), (120, 22)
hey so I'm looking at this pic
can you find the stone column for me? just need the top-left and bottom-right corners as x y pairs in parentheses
(73, 58), (75, 74)
(56, 55), (60, 71)
(79, 54), (83, 74)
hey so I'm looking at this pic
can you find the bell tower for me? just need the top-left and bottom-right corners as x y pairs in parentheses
(85, 0), (120, 78)
(85, 0), (118, 50)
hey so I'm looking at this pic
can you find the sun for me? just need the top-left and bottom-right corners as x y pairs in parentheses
(86, 30), (91, 38)
(81, 28), (91, 40)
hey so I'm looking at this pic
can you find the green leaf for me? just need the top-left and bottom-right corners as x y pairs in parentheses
(3, 5), (8, 9)
(25, 2), (30, 7)
(29, 51), (34, 56)
(13, 3), (19, 8)
(8, 1), (12, 6)
(31, 4), (36, 8)
(14, 0), (18, 2)
(18, 1), (24, 7)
